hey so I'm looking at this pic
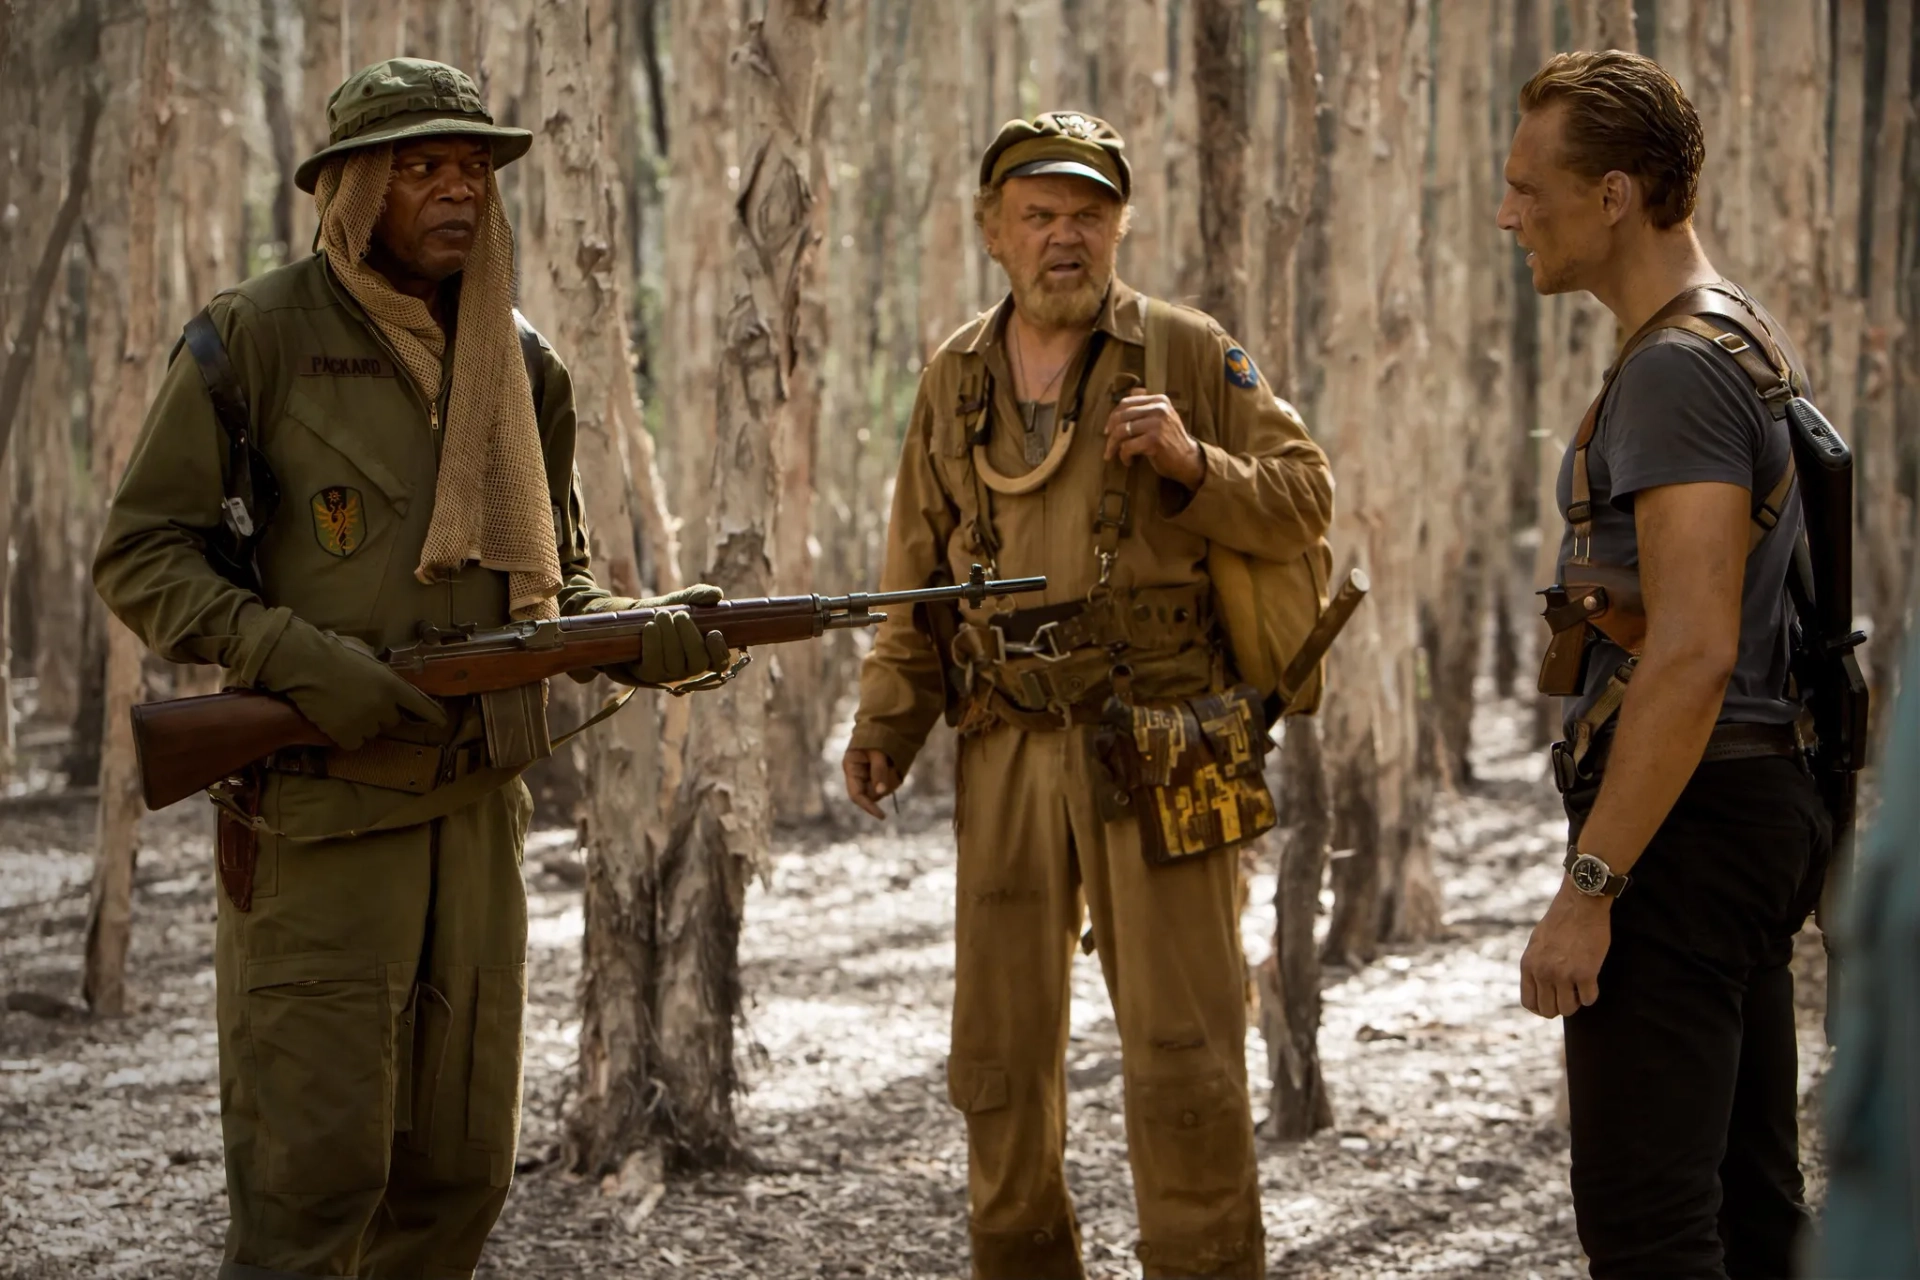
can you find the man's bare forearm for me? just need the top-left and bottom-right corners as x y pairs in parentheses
(1574, 647), (1733, 874)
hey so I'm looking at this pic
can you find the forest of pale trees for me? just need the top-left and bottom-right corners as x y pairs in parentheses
(1, 0), (1916, 1240)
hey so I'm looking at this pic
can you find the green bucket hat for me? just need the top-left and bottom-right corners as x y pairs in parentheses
(294, 58), (532, 194)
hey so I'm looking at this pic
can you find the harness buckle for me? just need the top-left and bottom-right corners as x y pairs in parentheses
(1712, 331), (1751, 356)
(221, 496), (256, 539)
(1027, 620), (1071, 663)
(1092, 489), (1131, 534)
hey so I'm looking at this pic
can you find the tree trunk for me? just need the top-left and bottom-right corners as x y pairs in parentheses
(764, 45), (832, 824)
(0, 83), (101, 474)
(1166, 0), (1202, 300)
(529, 0), (685, 1179)
(1749, 1), (1827, 347)
(1260, 718), (1335, 1139)
(917, 0), (969, 363)
(85, 0), (171, 1018)
(259, 0), (297, 262)
(650, 0), (828, 1170)
(345, 0), (408, 67)
(1425, 0), (1495, 788)
(1191, 0), (1247, 334)
(295, 0), (344, 252)
(0, 440), (13, 776)
(1256, 0), (1317, 394)
(1371, 0), (1438, 945)
(1026, 0), (1062, 108)
(1315, 0), (1386, 969)
(1104, 0), (1169, 295)
(1591, 0), (1636, 50)
(1859, 0), (1913, 702)
(662, 0), (734, 581)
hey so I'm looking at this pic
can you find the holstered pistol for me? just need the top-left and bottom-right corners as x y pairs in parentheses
(1536, 586), (1594, 698)
(1538, 561), (1649, 697)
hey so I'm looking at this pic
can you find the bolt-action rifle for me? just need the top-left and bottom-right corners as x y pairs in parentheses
(1783, 399), (1869, 874)
(130, 565), (1046, 811)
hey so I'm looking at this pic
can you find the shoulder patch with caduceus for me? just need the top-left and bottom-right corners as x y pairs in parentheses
(311, 485), (366, 557)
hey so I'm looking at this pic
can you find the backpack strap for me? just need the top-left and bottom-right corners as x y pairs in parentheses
(180, 307), (279, 590)
(513, 308), (547, 412)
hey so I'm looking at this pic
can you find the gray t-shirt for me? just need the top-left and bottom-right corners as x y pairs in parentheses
(1554, 300), (1807, 734)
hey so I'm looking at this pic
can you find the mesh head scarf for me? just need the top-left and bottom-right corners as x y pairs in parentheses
(314, 145), (562, 621)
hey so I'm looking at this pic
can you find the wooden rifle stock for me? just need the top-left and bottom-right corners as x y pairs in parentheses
(131, 692), (332, 810)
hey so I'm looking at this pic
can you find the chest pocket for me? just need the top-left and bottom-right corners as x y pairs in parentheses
(259, 387), (423, 631)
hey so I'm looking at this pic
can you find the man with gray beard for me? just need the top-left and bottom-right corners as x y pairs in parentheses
(841, 112), (1333, 1279)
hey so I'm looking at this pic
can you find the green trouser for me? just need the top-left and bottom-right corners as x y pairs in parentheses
(213, 768), (534, 1280)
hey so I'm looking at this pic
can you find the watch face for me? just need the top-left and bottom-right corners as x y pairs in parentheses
(1570, 854), (1610, 895)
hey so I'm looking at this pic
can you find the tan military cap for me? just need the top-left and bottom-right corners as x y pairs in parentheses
(980, 111), (1131, 200)
(294, 58), (532, 193)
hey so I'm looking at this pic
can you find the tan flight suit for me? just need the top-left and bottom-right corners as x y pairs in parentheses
(93, 252), (614, 1279)
(852, 278), (1334, 1279)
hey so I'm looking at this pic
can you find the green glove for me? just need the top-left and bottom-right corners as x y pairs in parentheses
(255, 617), (449, 750)
(583, 584), (731, 687)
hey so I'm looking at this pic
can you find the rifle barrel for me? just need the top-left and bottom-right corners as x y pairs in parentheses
(835, 574), (1049, 609)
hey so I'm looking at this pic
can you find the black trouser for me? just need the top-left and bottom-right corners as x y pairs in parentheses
(1563, 754), (1830, 1280)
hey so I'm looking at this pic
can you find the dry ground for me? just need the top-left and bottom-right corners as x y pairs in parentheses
(0, 695), (1829, 1279)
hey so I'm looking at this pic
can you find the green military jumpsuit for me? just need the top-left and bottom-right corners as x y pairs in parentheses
(94, 245), (610, 1279)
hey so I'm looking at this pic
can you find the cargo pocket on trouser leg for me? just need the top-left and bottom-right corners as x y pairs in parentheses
(947, 1057), (1010, 1115)
(948, 1059), (1086, 1280)
(466, 963), (527, 1187)
(244, 950), (390, 1195)
(1127, 1067), (1263, 1278)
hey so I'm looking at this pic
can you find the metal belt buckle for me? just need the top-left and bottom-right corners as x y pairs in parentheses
(1028, 620), (1070, 663)
(1549, 741), (1579, 795)
(970, 623), (1009, 667)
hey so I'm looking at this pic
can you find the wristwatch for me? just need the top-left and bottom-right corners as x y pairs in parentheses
(1564, 841), (1628, 898)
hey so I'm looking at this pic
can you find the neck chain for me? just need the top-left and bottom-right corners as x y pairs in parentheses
(1011, 316), (1087, 435)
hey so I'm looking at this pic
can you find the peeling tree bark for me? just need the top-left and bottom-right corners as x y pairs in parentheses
(1860, 0), (1912, 702)
(85, 0), (170, 1018)
(0, 82), (101, 471)
(1258, 0), (1317, 398)
(1317, 0), (1386, 969)
(662, 0), (733, 581)
(1260, 717), (1335, 1139)
(1103, 0), (1168, 294)
(531, 0), (689, 1180)
(1192, 0), (1247, 334)
(650, 0), (828, 1170)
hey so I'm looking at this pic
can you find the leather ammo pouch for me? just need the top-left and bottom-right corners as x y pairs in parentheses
(1089, 684), (1277, 865)
(1536, 561), (1646, 696)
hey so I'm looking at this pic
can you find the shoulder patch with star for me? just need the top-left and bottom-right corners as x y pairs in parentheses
(1224, 346), (1260, 390)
